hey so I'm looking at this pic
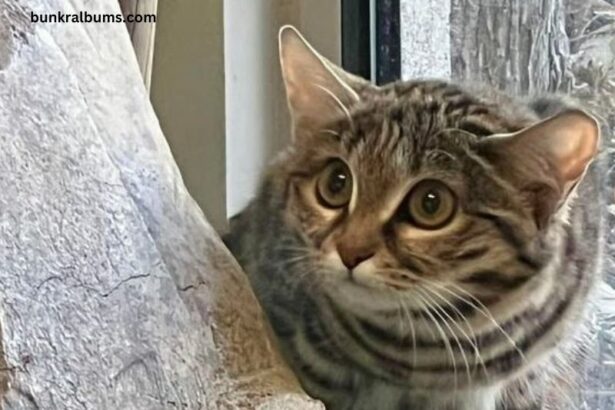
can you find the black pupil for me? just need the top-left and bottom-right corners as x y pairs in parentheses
(422, 190), (441, 215)
(328, 168), (347, 194)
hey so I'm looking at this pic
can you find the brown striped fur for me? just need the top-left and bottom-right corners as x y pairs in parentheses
(225, 27), (604, 410)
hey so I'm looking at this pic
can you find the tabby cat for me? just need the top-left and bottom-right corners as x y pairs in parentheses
(225, 26), (604, 410)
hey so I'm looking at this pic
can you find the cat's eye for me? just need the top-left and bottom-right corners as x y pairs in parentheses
(316, 159), (353, 208)
(405, 179), (456, 229)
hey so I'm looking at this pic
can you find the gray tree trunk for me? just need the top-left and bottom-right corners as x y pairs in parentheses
(450, 0), (615, 124)
(0, 1), (322, 409)
(451, 0), (572, 94)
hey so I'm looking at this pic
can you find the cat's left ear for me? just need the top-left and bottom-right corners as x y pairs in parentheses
(279, 26), (363, 139)
(480, 110), (600, 228)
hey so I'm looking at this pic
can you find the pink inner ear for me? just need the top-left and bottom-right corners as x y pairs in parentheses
(480, 109), (599, 230)
(521, 110), (600, 185)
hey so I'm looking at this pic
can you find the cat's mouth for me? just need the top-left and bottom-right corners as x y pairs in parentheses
(321, 252), (443, 312)
(326, 266), (431, 313)
(332, 278), (412, 313)
(349, 261), (420, 291)
(323, 251), (420, 291)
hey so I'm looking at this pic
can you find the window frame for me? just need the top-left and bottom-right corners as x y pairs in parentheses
(341, 0), (401, 84)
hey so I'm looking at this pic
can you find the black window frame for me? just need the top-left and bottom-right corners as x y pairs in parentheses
(341, 0), (401, 85)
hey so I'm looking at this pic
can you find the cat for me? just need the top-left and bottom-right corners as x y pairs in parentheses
(224, 25), (604, 410)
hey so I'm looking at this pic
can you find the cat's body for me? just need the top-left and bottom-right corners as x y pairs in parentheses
(225, 27), (603, 410)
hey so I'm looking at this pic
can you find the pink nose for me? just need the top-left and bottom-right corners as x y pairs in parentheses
(337, 244), (375, 270)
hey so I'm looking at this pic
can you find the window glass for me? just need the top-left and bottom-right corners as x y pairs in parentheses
(396, 1), (615, 407)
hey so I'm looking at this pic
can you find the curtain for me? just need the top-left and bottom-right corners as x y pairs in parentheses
(119, 0), (158, 91)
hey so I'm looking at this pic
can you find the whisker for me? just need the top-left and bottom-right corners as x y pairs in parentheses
(320, 128), (341, 138)
(421, 283), (490, 382)
(397, 296), (418, 369)
(430, 280), (526, 364)
(414, 291), (458, 395)
(416, 286), (472, 386)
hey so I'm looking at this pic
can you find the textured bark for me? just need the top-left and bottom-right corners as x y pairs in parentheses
(0, 1), (322, 409)
(451, 0), (572, 94)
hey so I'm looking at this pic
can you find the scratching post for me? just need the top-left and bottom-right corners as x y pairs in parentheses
(0, 1), (321, 408)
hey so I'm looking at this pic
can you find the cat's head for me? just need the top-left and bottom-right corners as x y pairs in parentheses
(269, 26), (599, 316)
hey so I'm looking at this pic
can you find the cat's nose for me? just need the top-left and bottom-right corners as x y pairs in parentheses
(337, 244), (375, 270)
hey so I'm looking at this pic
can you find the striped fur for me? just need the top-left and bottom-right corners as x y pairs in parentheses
(225, 80), (603, 410)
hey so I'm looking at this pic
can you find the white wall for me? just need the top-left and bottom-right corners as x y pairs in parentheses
(151, 1), (340, 231)
(224, 0), (341, 218)
(151, 0), (227, 231)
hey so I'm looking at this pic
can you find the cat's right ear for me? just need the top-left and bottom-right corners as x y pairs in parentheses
(480, 109), (600, 229)
(279, 25), (361, 139)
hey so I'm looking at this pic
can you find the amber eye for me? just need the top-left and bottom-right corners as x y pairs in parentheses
(316, 160), (353, 208)
(405, 179), (456, 229)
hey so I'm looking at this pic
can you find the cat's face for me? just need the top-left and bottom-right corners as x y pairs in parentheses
(279, 91), (535, 315)
(274, 28), (598, 317)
